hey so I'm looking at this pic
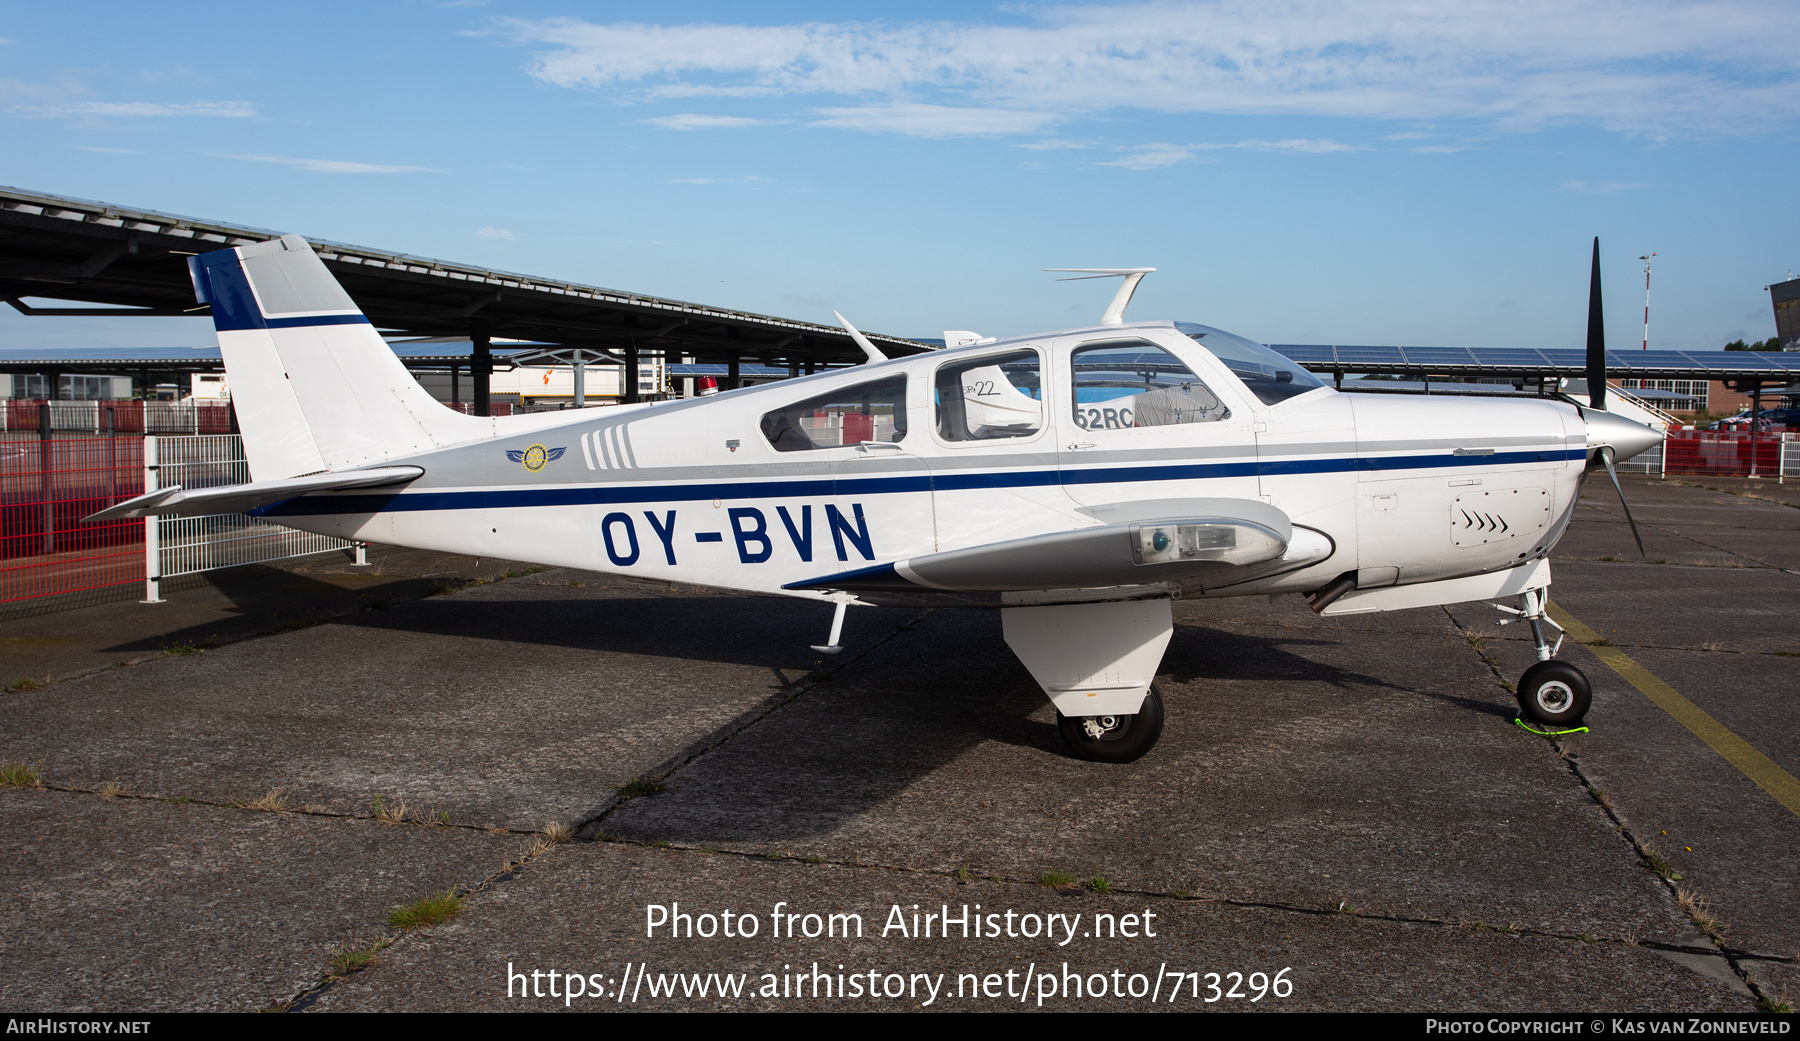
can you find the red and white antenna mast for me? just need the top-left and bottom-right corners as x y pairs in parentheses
(1639, 252), (1656, 351)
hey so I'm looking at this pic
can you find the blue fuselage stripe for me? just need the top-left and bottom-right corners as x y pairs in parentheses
(254, 448), (1582, 518)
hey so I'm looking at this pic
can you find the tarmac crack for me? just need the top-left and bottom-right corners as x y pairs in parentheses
(1443, 605), (1787, 1006)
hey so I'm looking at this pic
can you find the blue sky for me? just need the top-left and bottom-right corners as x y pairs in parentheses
(2, 1), (1797, 352)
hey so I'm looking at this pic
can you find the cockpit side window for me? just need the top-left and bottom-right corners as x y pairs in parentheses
(935, 349), (1044, 441)
(759, 375), (907, 452)
(1070, 341), (1229, 430)
(1173, 322), (1325, 405)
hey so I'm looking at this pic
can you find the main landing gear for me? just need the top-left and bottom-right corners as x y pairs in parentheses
(1057, 687), (1166, 764)
(1493, 588), (1591, 728)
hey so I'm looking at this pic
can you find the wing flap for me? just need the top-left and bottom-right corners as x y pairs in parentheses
(82, 465), (424, 523)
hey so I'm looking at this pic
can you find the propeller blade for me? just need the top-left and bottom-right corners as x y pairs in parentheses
(1600, 446), (1646, 557)
(1586, 237), (1607, 411)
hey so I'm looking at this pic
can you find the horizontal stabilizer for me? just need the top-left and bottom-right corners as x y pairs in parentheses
(785, 513), (1293, 597)
(82, 465), (423, 523)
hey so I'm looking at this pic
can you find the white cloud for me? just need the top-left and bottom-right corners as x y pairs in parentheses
(476, 226), (516, 239)
(643, 113), (767, 130)
(1562, 180), (1652, 193)
(491, 4), (1800, 137)
(63, 101), (256, 118)
(1102, 137), (1361, 169)
(1218, 138), (1363, 154)
(1384, 130), (1434, 140)
(219, 154), (434, 174)
(1017, 138), (1089, 150)
(810, 102), (1059, 137)
(73, 145), (141, 154)
(1102, 143), (1201, 169)
(670, 175), (771, 185)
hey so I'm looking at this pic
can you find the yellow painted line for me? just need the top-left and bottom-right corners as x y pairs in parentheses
(1548, 601), (1800, 819)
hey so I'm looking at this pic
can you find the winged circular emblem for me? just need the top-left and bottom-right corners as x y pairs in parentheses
(505, 444), (566, 472)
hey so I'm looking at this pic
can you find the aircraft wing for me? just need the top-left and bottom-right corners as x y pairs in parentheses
(785, 503), (1331, 606)
(82, 465), (424, 523)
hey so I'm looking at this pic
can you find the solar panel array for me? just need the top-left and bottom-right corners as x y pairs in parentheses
(1268, 345), (1800, 378)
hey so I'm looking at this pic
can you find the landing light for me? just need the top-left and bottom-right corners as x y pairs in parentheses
(1132, 523), (1237, 564)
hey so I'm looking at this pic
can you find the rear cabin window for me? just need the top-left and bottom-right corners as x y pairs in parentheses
(1070, 342), (1229, 430)
(935, 349), (1044, 442)
(759, 376), (907, 452)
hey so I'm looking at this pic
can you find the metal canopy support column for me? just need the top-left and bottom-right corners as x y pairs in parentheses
(624, 344), (640, 404)
(727, 357), (741, 391)
(450, 364), (459, 405)
(471, 317), (492, 418)
(573, 360), (586, 408)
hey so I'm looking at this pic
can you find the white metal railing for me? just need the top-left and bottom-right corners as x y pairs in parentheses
(1783, 437), (1799, 485)
(143, 435), (356, 602)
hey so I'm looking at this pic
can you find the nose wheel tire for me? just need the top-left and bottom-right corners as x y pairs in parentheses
(1057, 688), (1165, 763)
(1516, 660), (1591, 727)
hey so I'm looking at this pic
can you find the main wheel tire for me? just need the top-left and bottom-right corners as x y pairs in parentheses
(1516, 660), (1592, 727)
(1057, 688), (1165, 763)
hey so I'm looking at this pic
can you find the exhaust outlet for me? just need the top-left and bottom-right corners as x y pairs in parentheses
(1308, 574), (1358, 613)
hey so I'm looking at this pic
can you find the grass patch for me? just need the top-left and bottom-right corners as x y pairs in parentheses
(955, 868), (973, 881)
(234, 787), (291, 812)
(168, 794), (192, 805)
(498, 566), (552, 580)
(1759, 995), (1793, 1014)
(1774, 650), (1800, 658)
(1039, 870), (1075, 888)
(99, 780), (124, 798)
(616, 777), (664, 800)
(649, 839), (672, 849)
(541, 821), (573, 844)
(1641, 845), (1683, 881)
(1170, 889), (1191, 900)
(387, 891), (464, 930)
(372, 794), (407, 824)
(1084, 875), (1114, 894)
(1676, 886), (1722, 934)
(1, 760), (44, 788)
(328, 940), (389, 976)
(1336, 900), (1357, 914)
(6, 677), (43, 693)
(161, 642), (204, 656)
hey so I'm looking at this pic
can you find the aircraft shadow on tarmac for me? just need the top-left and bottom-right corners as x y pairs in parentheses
(595, 615), (1515, 845)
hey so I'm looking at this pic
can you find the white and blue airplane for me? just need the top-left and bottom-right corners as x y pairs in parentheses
(90, 237), (1661, 762)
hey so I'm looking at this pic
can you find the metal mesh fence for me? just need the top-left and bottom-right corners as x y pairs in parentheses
(0, 435), (144, 603)
(152, 435), (352, 582)
(0, 400), (235, 436)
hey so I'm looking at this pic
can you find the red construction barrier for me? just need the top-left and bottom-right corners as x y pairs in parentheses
(0, 433), (145, 603)
(1662, 431), (1785, 477)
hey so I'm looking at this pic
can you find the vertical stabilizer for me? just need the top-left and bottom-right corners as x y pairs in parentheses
(188, 236), (485, 480)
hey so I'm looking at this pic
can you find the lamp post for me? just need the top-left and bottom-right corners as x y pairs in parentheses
(1639, 253), (1656, 351)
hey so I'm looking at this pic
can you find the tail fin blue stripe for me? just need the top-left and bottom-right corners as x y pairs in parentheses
(188, 247), (371, 331)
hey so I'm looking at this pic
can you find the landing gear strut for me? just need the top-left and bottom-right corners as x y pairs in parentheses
(1492, 588), (1591, 727)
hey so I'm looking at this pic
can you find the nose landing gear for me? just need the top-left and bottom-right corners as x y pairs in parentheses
(1492, 588), (1591, 727)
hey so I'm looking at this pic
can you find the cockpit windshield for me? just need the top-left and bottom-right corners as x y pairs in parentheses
(1174, 322), (1325, 405)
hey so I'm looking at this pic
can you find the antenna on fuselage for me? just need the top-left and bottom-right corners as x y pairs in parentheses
(1045, 268), (1157, 326)
(832, 310), (888, 363)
